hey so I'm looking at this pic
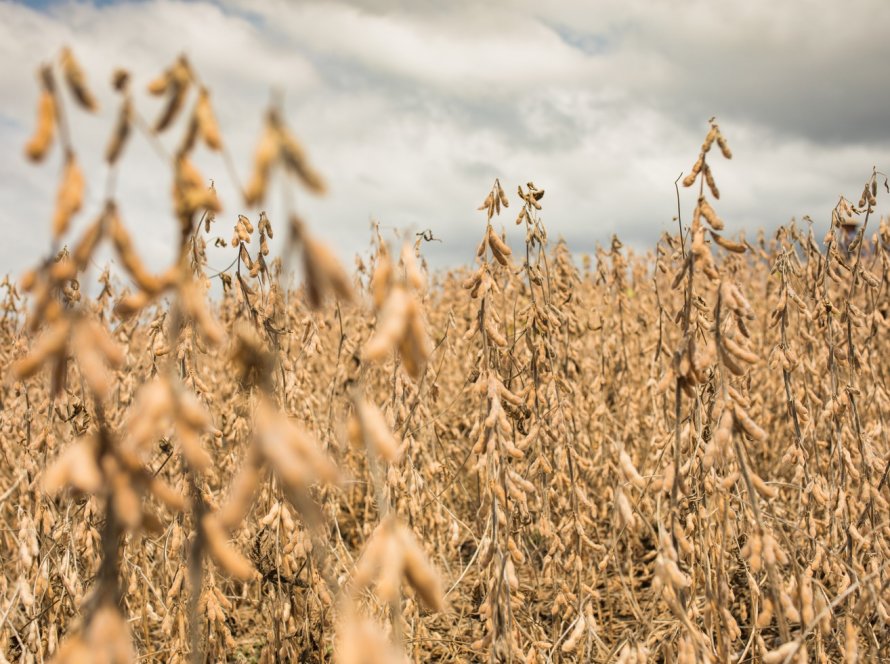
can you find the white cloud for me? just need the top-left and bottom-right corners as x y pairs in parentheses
(0, 0), (887, 283)
(235, 0), (592, 93)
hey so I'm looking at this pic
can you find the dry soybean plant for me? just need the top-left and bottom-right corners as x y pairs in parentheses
(2, 49), (890, 664)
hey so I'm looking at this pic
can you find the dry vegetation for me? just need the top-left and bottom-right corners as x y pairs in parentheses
(2, 49), (890, 664)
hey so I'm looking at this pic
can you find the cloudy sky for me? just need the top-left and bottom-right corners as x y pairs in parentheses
(1, 0), (888, 277)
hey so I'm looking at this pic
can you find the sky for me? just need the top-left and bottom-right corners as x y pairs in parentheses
(1, 0), (888, 278)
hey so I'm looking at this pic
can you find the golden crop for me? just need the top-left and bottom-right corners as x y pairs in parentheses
(2, 49), (889, 663)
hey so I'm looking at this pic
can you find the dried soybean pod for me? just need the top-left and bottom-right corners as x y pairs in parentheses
(195, 87), (222, 150)
(711, 231), (747, 254)
(106, 97), (132, 164)
(682, 155), (703, 186)
(25, 67), (57, 162)
(278, 122), (326, 194)
(202, 514), (255, 581)
(60, 47), (98, 112)
(703, 163), (720, 199)
(52, 153), (84, 239)
(716, 131), (732, 159)
(698, 197), (724, 231)
(244, 119), (279, 206)
(153, 56), (191, 132)
(702, 126), (717, 152)
(496, 179), (509, 208)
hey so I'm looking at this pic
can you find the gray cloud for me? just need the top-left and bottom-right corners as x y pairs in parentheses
(539, 0), (890, 146)
(0, 0), (887, 283)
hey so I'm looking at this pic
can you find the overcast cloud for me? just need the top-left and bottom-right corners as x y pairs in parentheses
(1, 0), (888, 278)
